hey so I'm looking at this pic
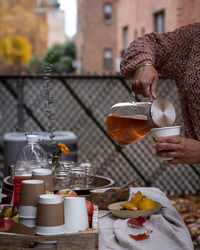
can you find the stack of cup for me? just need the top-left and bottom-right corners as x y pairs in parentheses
(35, 194), (65, 235)
(32, 168), (54, 193)
(18, 179), (45, 227)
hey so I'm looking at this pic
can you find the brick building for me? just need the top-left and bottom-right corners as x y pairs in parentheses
(75, 0), (200, 73)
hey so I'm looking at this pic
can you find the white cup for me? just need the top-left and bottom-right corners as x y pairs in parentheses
(19, 217), (36, 228)
(36, 194), (65, 235)
(151, 126), (181, 160)
(64, 197), (89, 233)
(18, 205), (37, 219)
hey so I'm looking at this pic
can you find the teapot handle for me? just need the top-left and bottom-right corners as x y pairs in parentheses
(129, 92), (154, 103)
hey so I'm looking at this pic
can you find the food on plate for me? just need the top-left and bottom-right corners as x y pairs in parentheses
(138, 197), (157, 210)
(129, 191), (143, 207)
(56, 189), (77, 201)
(121, 202), (137, 211)
(120, 191), (157, 211)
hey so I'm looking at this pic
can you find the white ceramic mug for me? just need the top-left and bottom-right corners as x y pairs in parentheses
(64, 197), (89, 233)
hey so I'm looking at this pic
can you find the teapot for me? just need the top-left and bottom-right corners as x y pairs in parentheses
(105, 97), (176, 145)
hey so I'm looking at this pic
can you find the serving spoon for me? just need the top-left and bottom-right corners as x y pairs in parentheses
(105, 177), (140, 193)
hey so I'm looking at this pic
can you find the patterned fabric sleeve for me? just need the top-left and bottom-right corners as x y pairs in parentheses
(120, 23), (199, 79)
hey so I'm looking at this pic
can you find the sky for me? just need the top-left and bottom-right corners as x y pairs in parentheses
(58, 0), (77, 37)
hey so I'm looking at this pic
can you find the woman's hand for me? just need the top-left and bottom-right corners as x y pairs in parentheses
(152, 136), (200, 164)
(131, 63), (158, 99)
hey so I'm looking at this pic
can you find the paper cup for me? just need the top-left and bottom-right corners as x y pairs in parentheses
(32, 168), (54, 192)
(18, 179), (45, 218)
(36, 194), (65, 235)
(19, 217), (36, 228)
(151, 126), (181, 160)
(64, 197), (89, 233)
(18, 205), (37, 219)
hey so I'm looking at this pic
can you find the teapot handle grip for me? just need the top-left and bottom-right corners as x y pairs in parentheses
(129, 92), (154, 103)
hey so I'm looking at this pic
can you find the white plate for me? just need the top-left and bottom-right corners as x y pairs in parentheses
(108, 201), (162, 219)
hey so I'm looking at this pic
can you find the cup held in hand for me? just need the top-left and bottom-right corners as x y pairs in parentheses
(151, 126), (181, 160)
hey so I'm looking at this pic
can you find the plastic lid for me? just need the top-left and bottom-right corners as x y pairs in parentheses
(26, 135), (39, 143)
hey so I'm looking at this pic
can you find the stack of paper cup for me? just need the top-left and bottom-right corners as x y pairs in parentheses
(64, 197), (89, 233)
(18, 179), (45, 228)
(32, 168), (54, 193)
(35, 194), (65, 235)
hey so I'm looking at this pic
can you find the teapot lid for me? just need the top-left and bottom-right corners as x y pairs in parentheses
(150, 98), (176, 127)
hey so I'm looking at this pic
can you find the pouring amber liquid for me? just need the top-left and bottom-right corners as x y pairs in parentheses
(105, 113), (155, 145)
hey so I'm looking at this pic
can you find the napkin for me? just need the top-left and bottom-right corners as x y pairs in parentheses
(99, 187), (194, 250)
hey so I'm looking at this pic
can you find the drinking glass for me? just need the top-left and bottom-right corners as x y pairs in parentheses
(80, 161), (96, 187)
(53, 161), (72, 190)
(70, 162), (87, 190)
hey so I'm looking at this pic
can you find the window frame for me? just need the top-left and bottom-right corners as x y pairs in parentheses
(103, 48), (112, 70)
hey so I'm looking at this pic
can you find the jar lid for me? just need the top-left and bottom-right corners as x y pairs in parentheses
(26, 134), (39, 143)
(150, 98), (176, 127)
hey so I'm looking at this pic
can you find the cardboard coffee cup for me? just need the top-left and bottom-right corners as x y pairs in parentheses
(32, 169), (54, 192)
(19, 180), (45, 206)
(36, 194), (65, 235)
(18, 180), (45, 218)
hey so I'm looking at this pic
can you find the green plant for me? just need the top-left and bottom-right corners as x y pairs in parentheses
(43, 41), (75, 73)
(26, 53), (44, 73)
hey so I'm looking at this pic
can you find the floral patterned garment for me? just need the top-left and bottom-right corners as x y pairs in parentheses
(120, 23), (200, 140)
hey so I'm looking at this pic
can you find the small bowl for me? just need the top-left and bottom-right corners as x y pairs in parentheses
(90, 187), (130, 210)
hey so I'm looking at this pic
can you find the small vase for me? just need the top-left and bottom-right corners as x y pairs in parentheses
(51, 155), (61, 172)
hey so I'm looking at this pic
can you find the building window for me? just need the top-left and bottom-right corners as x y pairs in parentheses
(134, 30), (138, 40)
(141, 27), (145, 36)
(104, 49), (112, 69)
(154, 10), (165, 33)
(123, 26), (128, 50)
(104, 3), (112, 24)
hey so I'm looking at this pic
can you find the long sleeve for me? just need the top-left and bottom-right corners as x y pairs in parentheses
(120, 23), (199, 79)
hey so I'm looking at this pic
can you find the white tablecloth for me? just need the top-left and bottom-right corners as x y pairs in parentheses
(98, 187), (194, 250)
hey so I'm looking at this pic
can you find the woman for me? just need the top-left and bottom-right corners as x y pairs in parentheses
(120, 22), (200, 164)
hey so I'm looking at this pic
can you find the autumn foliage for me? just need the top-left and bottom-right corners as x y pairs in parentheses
(0, 0), (48, 73)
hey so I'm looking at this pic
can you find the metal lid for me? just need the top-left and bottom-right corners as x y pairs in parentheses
(150, 98), (176, 127)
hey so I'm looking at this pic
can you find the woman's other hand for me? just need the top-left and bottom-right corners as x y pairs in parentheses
(131, 63), (158, 99)
(152, 136), (200, 164)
